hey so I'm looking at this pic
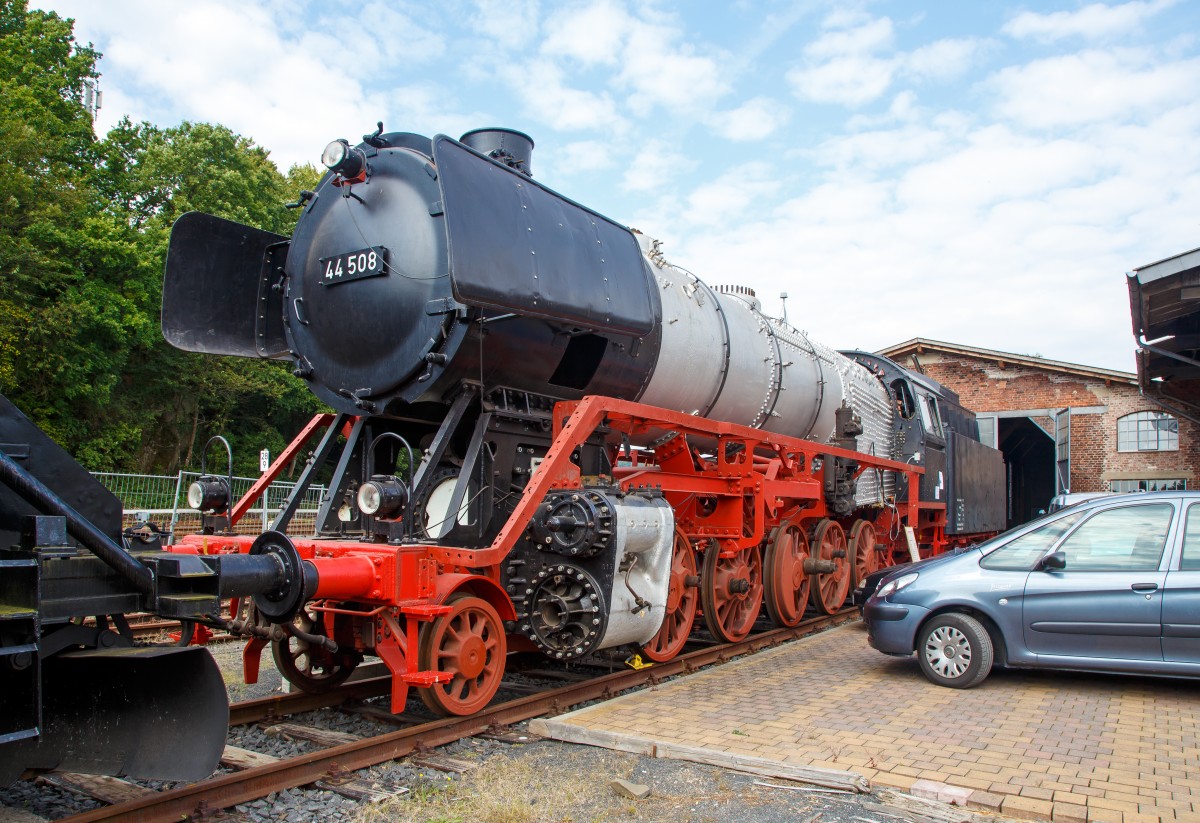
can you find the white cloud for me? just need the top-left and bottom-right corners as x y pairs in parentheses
(45, 0), (477, 170)
(538, 0), (731, 119)
(805, 16), (894, 59)
(788, 14), (983, 108)
(666, 50), (1200, 372)
(616, 15), (730, 115)
(900, 126), (1107, 208)
(708, 97), (789, 141)
(621, 139), (693, 193)
(789, 55), (897, 107)
(681, 162), (781, 227)
(468, 0), (541, 50)
(504, 58), (629, 132)
(816, 124), (950, 172)
(358, 2), (445, 63)
(549, 140), (620, 175)
(906, 38), (984, 81)
(1003, 0), (1178, 43)
(988, 49), (1200, 128)
(541, 0), (628, 66)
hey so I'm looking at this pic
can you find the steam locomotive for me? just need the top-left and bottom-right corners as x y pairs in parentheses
(0, 124), (1005, 783)
(161, 124), (1004, 711)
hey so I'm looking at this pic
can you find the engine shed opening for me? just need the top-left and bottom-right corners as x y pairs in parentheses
(998, 416), (1055, 528)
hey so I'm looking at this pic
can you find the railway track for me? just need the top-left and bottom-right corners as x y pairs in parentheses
(54, 609), (858, 823)
(82, 613), (232, 643)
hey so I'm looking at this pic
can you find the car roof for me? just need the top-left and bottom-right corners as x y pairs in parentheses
(1068, 490), (1197, 508)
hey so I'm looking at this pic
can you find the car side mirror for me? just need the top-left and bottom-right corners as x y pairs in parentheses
(1040, 551), (1066, 571)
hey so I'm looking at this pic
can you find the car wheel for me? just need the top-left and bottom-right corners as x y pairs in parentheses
(917, 613), (994, 689)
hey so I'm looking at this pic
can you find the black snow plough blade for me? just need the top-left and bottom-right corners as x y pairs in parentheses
(0, 644), (229, 785)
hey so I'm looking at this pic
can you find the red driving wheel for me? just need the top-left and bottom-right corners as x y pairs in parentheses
(763, 514), (812, 628)
(808, 519), (851, 614)
(701, 542), (763, 643)
(642, 528), (699, 662)
(849, 519), (880, 589)
(417, 595), (507, 716)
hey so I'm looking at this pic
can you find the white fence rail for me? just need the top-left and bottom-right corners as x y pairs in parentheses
(90, 471), (328, 544)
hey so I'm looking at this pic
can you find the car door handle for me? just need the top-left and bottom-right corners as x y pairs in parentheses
(1130, 583), (1159, 592)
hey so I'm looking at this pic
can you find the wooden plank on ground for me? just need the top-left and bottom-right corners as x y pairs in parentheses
(409, 753), (479, 774)
(874, 790), (984, 823)
(221, 745), (280, 770)
(530, 719), (869, 792)
(313, 778), (406, 803)
(528, 718), (656, 755)
(476, 726), (542, 744)
(39, 773), (151, 804)
(262, 722), (362, 747)
(223, 743), (405, 804)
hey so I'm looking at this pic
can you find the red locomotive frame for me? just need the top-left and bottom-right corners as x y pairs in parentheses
(170, 395), (947, 717)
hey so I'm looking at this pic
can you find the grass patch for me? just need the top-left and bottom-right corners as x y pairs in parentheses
(356, 745), (751, 823)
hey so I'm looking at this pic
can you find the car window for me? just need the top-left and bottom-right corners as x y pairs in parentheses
(1055, 503), (1173, 571)
(979, 511), (1084, 570)
(1182, 503), (1200, 570)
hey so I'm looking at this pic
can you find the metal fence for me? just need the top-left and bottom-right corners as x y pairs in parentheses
(90, 471), (328, 544)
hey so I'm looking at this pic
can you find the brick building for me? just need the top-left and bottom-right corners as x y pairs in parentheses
(877, 338), (1200, 527)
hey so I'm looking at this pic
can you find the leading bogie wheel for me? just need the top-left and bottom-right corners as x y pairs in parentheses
(849, 519), (880, 590)
(917, 612), (994, 688)
(272, 604), (360, 693)
(808, 519), (851, 614)
(642, 528), (700, 662)
(763, 515), (811, 628)
(700, 542), (763, 643)
(417, 594), (507, 716)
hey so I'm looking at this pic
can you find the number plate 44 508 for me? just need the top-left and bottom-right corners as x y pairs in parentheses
(319, 246), (388, 286)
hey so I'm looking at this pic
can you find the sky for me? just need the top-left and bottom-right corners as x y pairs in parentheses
(39, 0), (1200, 373)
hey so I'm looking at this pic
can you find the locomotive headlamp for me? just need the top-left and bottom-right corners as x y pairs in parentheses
(187, 475), (230, 514)
(357, 475), (409, 519)
(321, 138), (366, 179)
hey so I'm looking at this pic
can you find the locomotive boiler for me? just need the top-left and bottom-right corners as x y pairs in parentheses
(157, 125), (1005, 717)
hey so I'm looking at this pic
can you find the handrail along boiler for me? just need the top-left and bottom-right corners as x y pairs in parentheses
(159, 125), (1006, 717)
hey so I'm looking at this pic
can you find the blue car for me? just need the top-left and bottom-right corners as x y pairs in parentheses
(864, 491), (1200, 688)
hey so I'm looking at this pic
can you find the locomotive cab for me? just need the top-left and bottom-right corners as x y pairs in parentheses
(845, 351), (1005, 536)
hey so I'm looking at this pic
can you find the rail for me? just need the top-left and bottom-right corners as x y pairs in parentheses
(58, 610), (858, 822)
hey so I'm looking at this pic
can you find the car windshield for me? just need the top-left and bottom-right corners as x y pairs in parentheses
(978, 511), (1086, 570)
(968, 505), (1077, 557)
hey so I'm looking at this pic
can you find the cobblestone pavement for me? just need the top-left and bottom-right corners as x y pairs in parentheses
(534, 622), (1200, 823)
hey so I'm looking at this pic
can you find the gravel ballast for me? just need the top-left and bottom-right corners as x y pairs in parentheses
(1, 638), (955, 822)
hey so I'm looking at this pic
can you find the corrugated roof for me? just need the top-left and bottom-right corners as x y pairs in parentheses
(1127, 246), (1200, 387)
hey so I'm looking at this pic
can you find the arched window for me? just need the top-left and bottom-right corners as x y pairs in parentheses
(1116, 411), (1178, 452)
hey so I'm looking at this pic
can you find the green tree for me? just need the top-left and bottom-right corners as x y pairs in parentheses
(0, 0), (326, 475)
(93, 120), (325, 474)
(0, 0), (144, 464)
